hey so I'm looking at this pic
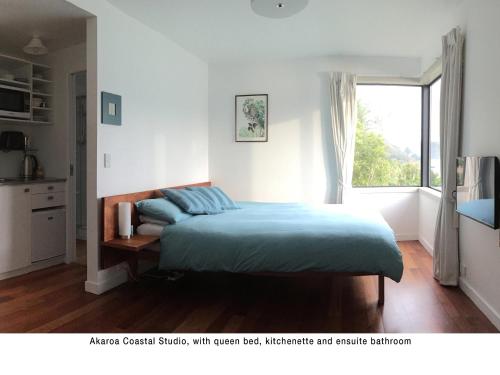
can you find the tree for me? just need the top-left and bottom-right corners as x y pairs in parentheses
(352, 103), (421, 187)
(430, 170), (442, 188)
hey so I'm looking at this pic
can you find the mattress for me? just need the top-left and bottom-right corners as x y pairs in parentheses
(158, 201), (404, 281)
(137, 223), (165, 237)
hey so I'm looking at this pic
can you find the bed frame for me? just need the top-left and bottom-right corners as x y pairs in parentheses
(100, 181), (385, 305)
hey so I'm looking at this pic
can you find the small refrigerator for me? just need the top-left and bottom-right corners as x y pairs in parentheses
(31, 208), (66, 262)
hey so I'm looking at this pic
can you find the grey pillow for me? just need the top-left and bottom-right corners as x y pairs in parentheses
(135, 198), (192, 224)
(186, 186), (240, 210)
(161, 188), (223, 215)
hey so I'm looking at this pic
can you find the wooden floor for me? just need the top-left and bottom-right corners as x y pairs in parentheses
(0, 241), (497, 333)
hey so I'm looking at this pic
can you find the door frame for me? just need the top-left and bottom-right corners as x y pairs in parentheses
(67, 70), (87, 264)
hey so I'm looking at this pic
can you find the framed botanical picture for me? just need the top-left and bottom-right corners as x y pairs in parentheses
(235, 94), (268, 142)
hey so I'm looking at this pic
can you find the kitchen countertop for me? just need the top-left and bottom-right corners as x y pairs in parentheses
(0, 177), (66, 186)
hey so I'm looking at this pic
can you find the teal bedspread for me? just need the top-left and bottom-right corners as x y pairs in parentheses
(159, 202), (403, 282)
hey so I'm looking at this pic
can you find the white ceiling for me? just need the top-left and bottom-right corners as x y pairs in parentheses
(108, 0), (463, 68)
(0, 0), (90, 58)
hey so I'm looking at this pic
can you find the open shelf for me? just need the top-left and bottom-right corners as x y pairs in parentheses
(32, 62), (50, 69)
(0, 77), (30, 88)
(32, 77), (52, 83)
(0, 117), (51, 126)
(0, 83), (30, 93)
(32, 92), (52, 97)
(0, 53), (52, 127)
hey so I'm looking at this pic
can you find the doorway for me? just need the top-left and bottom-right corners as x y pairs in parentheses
(71, 71), (87, 265)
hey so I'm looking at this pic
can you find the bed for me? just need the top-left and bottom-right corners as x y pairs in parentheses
(101, 182), (403, 305)
(156, 201), (403, 282)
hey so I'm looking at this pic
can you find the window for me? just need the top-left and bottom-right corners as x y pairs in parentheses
(353, 85), (422, 187)
(429, 78), (442, 190)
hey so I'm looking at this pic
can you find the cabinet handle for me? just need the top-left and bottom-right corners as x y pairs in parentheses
(24, 188), (30, 193)
(47, 186), (54, 191)
(47, 196), (54, 201)
(48, 217), (54, 221)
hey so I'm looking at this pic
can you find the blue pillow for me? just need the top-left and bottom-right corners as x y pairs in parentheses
(135, 198), (192, 224)
(161, 188), (223, 215)
(186, 186), (240, 210)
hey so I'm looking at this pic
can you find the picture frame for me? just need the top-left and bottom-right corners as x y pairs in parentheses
(101, 91), (122, 125)
(235, 94), (268, 142)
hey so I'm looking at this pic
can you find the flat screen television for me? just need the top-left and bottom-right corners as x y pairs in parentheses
(456, 156), (499, 229)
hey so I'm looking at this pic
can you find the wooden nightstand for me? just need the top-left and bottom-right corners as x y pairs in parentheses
(100, 235), (160, 252)
(100, 235), (160, 277)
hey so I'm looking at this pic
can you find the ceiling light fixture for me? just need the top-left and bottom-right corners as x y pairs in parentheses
(251, 0), (308, 19)
(23, 35), (48, 56)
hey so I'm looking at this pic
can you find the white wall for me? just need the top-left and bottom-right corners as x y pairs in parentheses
(418, 188), (440, 255)
(455, 0), (500, 329)
(208, 56), (421, 237)
(346, 188), (419, 241)
(209, 56), (421, 203)
(67, 0), (209, 293)
(95, 19), (208, 198)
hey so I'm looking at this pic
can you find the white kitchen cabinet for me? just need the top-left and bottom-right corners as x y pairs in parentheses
(0, 185), (31, 273)
(31, 182), (65, 194)
(31, 191), (65, 210)
(31, 208), (66, 262)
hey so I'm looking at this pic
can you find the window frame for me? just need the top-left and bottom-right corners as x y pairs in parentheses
(353, 79), (442, 190)
(426, 75), (442, 192)
(354, 83), (424, 188)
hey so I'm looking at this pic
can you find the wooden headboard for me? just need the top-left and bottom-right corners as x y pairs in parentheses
(102, 181), (211, 242)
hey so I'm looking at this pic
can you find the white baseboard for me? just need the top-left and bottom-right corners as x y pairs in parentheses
(85, 263), (128, 295)
(84, 260), (158, 295)
(0, 256), (65, 281)
(459, 277), (500, 331)
(418, 236), (434, 256)
(395, 233), (418, 241)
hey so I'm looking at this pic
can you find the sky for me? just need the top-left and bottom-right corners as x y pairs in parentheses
(357, 84), (423, 157)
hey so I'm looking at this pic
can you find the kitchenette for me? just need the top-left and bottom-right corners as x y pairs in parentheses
(0, 52), (68, 279)
(0, 177), (66, 278)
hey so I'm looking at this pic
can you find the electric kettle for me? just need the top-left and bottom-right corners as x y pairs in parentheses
(21, 154), (38, 179)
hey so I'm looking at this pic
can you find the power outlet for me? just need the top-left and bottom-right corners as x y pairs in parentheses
(461, 264), (468, 279)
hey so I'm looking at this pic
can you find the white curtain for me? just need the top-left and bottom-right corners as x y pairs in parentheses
(433, 27), (465, 286)
(329, 72), (357, 204)
(465, 157), (480, 201)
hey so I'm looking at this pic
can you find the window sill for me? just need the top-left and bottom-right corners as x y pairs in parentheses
(419, 187), (442, 200)
(352, 187), (420, 194)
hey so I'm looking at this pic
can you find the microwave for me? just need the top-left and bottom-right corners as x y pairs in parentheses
(0, 85), (31, 119)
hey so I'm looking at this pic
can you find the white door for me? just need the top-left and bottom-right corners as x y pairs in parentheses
(0, 185), (31, 273)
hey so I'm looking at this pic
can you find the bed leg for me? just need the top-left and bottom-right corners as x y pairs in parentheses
(378, 275), (385, 305)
